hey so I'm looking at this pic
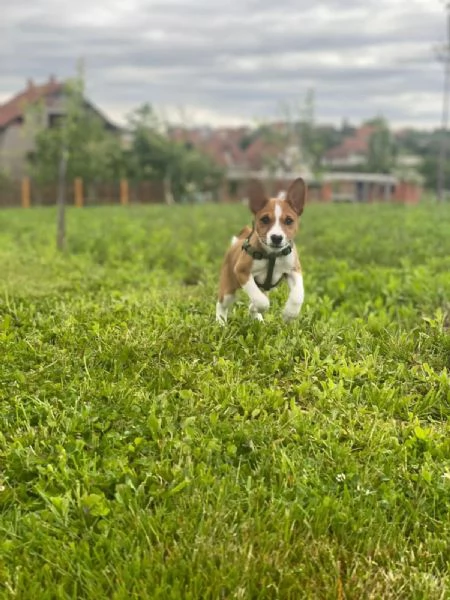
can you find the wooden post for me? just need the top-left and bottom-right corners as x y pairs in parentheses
(120, 179), (129, 205)
(21, 177), (31, 208)
(74, 177), (83, 207)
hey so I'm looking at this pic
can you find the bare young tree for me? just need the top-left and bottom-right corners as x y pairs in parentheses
(56, 147), (68, 251)
(56, 60), (85, 250)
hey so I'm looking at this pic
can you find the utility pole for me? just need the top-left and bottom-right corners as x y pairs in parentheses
(437, 2), (450, 202)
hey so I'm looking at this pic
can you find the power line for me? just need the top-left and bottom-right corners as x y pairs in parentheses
(437, 2), (450, 202)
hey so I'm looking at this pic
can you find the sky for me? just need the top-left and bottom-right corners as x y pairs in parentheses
(1, 0), (447, 129)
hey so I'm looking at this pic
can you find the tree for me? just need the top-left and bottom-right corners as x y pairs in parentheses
(340, 118), (356, 137)
(29, 84), (124, 188)
(256, 88), (325, 181)
(366, 118), (397, 173)
(26, 62), (126, 248)
(420, 153), (450, 190)
(125, 103), (223, 203)
(298, 88), (325, 173)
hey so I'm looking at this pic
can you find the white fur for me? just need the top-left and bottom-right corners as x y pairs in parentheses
(251, 250), (295, 290)
(242, 278), (270, 314)
(283, 272), (304, 321)
(249, 303), (264, 321)
(216, 294), (235, 324)
(266, 202), (286, 247)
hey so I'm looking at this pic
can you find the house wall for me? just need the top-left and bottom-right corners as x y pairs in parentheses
(322, 153), (366, 168)
(0, 95), (61, 178)
(222, 174), (423, 205)
(0, 91), (115, 179)
(321, 183), (333, 202)
(306, 185), (322, 202)
(394, 182), (422, 205)
(0, 121), (35, 178)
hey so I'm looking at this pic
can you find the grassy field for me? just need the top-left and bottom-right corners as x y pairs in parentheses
(0, 201), (450, 599)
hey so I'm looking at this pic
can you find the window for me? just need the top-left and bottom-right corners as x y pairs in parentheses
(48, 114), (65, 128)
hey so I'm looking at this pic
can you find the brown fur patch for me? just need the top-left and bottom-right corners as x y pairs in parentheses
(253, 198), (299, 242)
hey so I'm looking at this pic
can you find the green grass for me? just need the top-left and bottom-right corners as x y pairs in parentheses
(0, 202), (450, 599)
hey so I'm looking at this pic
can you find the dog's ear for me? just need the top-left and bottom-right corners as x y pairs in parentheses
(247, 179), (268, 214)
(286, 177), (306, 215)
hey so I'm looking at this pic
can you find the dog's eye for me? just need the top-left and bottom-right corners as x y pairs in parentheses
(285, 217), (294, 225)
(260, 215), (271, 225)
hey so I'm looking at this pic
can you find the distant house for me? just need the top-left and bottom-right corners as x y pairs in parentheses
(322, 125), (376, 168)
(322, 125), (423, 171)
(0, 77), (120, 178)
(225, 169), (423, 205)
(169, 124), (423, 204)
(169, 123), (308, 176)
(395, 153), (423, 169)
(169, 126), (249, 170)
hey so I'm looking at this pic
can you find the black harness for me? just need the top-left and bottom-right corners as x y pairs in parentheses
(242, 231), (293, 292)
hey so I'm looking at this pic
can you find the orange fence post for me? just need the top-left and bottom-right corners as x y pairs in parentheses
(21, 177), (31, 208)
(120, 179), (129, 205)
(74, 177), (84, 207)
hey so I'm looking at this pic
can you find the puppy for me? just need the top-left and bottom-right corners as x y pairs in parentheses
(216, 177), (306, 324)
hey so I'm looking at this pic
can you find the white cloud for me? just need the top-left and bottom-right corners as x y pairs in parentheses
(1, 0), (448, 128)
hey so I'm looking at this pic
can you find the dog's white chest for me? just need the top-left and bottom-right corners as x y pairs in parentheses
(251, 252), (295, 289)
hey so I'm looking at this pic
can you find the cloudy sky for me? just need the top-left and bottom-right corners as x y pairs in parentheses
(1, 0), (447, 128)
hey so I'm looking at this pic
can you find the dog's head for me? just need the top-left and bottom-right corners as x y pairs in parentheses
(247, 178), (306, 252)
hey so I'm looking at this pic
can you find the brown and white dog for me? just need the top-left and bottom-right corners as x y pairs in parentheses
(216, 177), (306, 324)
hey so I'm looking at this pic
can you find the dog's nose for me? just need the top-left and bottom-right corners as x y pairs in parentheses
(270, 234), (283, 246)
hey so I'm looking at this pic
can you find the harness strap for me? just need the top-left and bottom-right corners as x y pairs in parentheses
(263, 254), (277, 291)
(241, 231), (293, 291)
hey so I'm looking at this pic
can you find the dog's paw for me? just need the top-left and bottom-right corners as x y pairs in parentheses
(282, 301), (302, 322)
(215, 302), (228, 325)
(250, 311), (264, 322)
(252, 294), (270, 313)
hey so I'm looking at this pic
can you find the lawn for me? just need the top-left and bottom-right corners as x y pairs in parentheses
(0, 201), (449, 599)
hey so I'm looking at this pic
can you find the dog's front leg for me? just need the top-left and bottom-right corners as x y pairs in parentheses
(235, 256), (270, 320)
(283, 271), (304, 322)
(235, 261), (270, 320)
(243, 277), (270, 320)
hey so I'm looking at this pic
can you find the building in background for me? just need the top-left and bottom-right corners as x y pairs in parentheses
(0, 77), (120, 178)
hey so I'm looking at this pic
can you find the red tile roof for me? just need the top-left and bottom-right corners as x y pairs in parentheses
(244, 135), (286, 170)
(0, 77), (64, 129)
(170, 126), (250, 168)
(169, 125), (288, 170)
(324, 125), (376, 160)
